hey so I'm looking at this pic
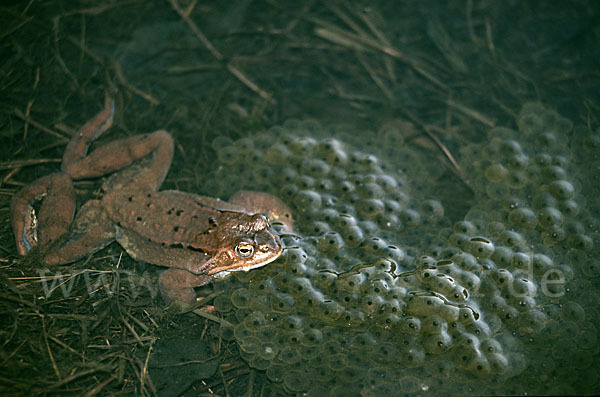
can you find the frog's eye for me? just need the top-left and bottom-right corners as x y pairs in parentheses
(235, 241), (254, 257)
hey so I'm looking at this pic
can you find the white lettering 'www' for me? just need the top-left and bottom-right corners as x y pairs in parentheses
(37, 269), (158, 299)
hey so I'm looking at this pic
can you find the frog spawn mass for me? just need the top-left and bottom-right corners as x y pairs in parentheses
(207, 105), (599, 396)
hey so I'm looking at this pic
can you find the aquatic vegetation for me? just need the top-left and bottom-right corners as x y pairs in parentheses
(207, 103), (599, 395)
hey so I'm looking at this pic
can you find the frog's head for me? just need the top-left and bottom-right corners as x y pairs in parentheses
(205, 214), (283, 277)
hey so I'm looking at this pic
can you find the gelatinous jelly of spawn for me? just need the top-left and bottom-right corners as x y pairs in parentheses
(206, 104), (599, 396)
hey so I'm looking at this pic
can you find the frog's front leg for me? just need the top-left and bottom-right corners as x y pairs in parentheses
(159, 268), (214, 304)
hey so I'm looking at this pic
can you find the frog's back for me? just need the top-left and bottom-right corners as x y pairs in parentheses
(102, 190), (238, 249)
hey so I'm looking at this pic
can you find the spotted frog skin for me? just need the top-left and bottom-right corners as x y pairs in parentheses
(10, 95), (292, 303)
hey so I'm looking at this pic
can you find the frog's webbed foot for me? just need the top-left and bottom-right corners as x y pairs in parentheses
(11, 172), (75, 256)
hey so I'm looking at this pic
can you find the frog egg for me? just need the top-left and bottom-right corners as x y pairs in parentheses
(509, 295), (537, 313)
(297, 286), (324, 311)
(541, 165), (568, 181)
(491, 246), (513, 268)
(239, 335), (262, 355)
(294, 189), (323, 212)
(382, 245), (405, 264)
(542, 225), (566, 246)
(217, 144), (242, 166)
(516, 309), (548, 335)
(507, 152), (530, 170)
(399, 208), (421, 227)
(423, 330), (453, 355)
(560, 202), (582, 223)
(485, 180), (510, 199)
(265, 143), (293, 165)
(549, 180), (575, 200)
(233, 322), (254, 341)
(230, 288), (252, 308)
(382, 199), (402, 215)
(359, 294), (386, 316)
(243, 311), (267, 331)
(306, 220), (330, 235)
(251, 165), (275, 185)
(487, 352), (509, 375)
(302, 158), (330, 178)
(356, 198), (385, 218)
(415, 266), (439, 283)
(491, 268), (514, 289)
(212, 293), (234, 312)
(518, 109), (544, 135)
(570, 233), (594, 252)
(374, 213), (401, 232)
(336, 308), (366, 327)
(437, 277), (469, 301)
(360, 236), (388, 255)
(270, 292), (295, 312)
(560, 301), (586, 323)
(406, 295), (446, 317)
(362, 279), (391, 296)
(484, 163), (508, 183)
(386, 286), (408, 301)
(376, 301), (405, 322)
(532, 253), (554, 275)
(499, 230), (526, 248)
(315, 178), (334, 193)
(576, 324), (598, 350)
(356, 182), (385, 199)
(374, 174), (398, 192)
(283, 246), (308, 265)
(280, 183), (299, 201)
(452, 252), (479, 272)
(400, 347), (426, 368)
(420, 314), (448, 334)
(505, 170), (528, 189)
(465, 236), (495, 259)
(508, 207), (537, 229)
(420, 199), (445, 220)
(459, 306), (482, 325)
(309, 300), (345, 322)
(453, 220), (478, 235)
(467, 352), (492, 377)
(507, 253), (530, 272)
(256, 340), (280, 361)
(288, 276), (313, 297)
(312, 270), (337, 291)
(551, 338), (579, 361)
(459, 271), (481, 292)
(399, 316), (422, 335)
(337, 272), (366, 293)
(282, 369), (309, 392)
(512, 276), (539, 297)
(317, 231), (344, 253)
(289, 135), (318, 155)
(320, 207), (341, 223)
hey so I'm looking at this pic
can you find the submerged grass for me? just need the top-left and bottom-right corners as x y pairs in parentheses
(0, 0), (598, 395)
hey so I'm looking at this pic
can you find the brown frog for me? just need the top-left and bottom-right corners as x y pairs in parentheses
(10, 95), (292, 304)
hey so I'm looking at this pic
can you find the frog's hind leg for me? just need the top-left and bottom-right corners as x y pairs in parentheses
(43, 200), (117, 265)
(61, 95), (173, 192)
(11, 172), (76, 256)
